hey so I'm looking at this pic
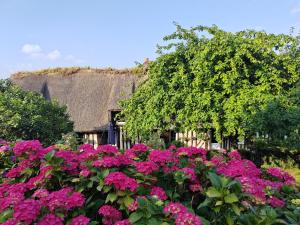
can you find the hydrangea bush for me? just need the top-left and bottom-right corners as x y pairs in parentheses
(0, 140), (299, 225)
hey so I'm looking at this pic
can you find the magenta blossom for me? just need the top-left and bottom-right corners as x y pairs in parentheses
(150, 186), (167, 200)
(69, 215), (90, 225)
(175, 212), (202, 225)
(37, 214), (63, 225)
(149, 150), (173, 164)
(164, 202), (188, 215)
(135, 161), (159, 175)
(104, 172), (138, 192)
(13, 199), (41, 224)
(268, 196), (285, 208)
(98, 205), (122, 225)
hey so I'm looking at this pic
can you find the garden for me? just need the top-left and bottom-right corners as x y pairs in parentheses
(0, 140), (299, 225)
(1, 24), (300, 224)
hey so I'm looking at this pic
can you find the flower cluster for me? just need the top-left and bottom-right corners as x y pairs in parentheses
(150, 186), (167, 200)
(98, 205), (122, 225)
(0, 140), (298, 225)
(104, 172), (139, 191)
(148, 149), (173, 164)
(44, 188), (85, 211)
(164, 202), (202, 225)
(135, 161), (159, 175)
(267, 167), (295, 184)
(13, 140), (42, 157)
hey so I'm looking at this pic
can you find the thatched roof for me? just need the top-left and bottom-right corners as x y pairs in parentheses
(11, 67), (142, 132)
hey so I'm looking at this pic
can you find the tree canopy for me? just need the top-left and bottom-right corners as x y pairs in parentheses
(0, 79), (73, 145)
(121, 24), (300, 143)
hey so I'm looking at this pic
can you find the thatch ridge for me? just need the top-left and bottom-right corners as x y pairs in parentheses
(11, 66), (144, 79)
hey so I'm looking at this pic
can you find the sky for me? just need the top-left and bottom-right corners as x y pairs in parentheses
(0, 0), (300, 78)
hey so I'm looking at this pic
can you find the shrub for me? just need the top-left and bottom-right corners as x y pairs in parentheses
(0, 141), (299, 225)
(0, 79), (73, 145)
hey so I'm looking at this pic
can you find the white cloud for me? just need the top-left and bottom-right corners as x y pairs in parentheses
(47, 50), (61, 60)
(290, 3), (300, 14)
(21, 43), (83, 63)
(21, 44), (42, 54)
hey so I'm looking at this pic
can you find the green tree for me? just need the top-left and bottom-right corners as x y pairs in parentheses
(249, 82), (300, 164)
(121, 24), (300, 144)
(0, 79), (73, 145)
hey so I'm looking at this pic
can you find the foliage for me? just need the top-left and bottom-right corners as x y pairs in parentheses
(57, 132), (80, 150)
(144, 132), (166, 149)
(250, 81), (300, 149)
(121, 24), (300, 143)
(0, 79), (73, 145)
(0, 140), (299, 225)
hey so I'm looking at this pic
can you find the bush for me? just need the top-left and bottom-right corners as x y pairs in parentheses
(0, 79), (73, 145)
(0, 141), (299, 225)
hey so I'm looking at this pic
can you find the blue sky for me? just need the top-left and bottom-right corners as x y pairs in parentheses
(0, 0), (300, 78)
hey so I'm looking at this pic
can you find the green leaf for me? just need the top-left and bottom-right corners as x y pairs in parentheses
(148, 218), (161, 225)
(224, 193), (239, 203)
(87, 181), (93, 188)
(197, 198), (211, 209)
(44, 150), (56, 161)
(232, 204), (241, 215)
(226, 216), (234, 225)
(123, 195), (134, 207)
(129, 212), (143, 223)
(96, 185), (103, 191)
(137, 197), (147, 208)
(215, 200), (223, 206)
(0, 209), (13, 223)
(105, 192), (117, 203)
(206, 187), (222, 198)
(208, 172), (222, 188)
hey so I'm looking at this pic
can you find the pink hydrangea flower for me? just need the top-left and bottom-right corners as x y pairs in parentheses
(164, 202), (188, 215)
(32, 189), (49, 198)
(189, 184), (202, 192)
(217, 159), (261, 178)
(148, 150), (173, 164)
(93, 155), (132, 168)
(181, 168), (197, 182)
(128, 200), (138, 212)
(6, 159), (33, 178)
(175, 212), (202, 225)
(150, 186), (167, 200)
(267, 167), (295, 185)
(69, 215), (90, 225)
(124, 149), (137, 159)
(131, 144), (148, 152)
(37, 214), (63, 225)
(210, 155), (224, 167)
(237, 177), (267, 202)
(55, 150), (79, 171)
(13, 199), (41, 224)
(135, 161), (159, 175)
(115, 219), (132, 225)
(80, 169), (91, 177)
(268, 196), (285, 208)
(228, 150), (241, 160)
(104, 172), (138, 191)
(98, 205), (122, 225)
(78, 144), (95, 152)
(45, 188), (85, 211)
(176, 147), (206, 158)
(96, 145), (119, 155)
(13, 140), (42, 157)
